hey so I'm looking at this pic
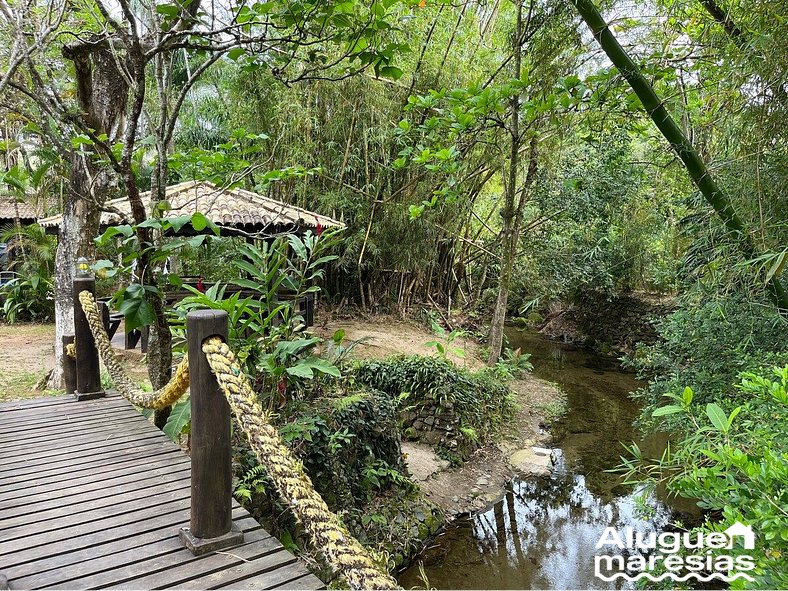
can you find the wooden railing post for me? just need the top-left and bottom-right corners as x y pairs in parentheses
(73, 276), (105, 401)
(180, 309), (244, 555)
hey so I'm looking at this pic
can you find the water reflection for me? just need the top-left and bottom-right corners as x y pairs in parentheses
(399, 452), (672, 590)
(398, 329), (688, 590)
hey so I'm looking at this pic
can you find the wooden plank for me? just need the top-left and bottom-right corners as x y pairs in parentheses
(107, 532), (286, 590)
(0, 409), (145, 442)
(0, 466), (191, 525)
(11, 515), (260, 589)
(0, 403), (140, 434)
(46, 528), (276, 590)
(0, 502), (193, 569)
(0, 394), (321, 591)
(4, 507), (248, 581)
(0, 491), (192, 555)
(0, 416), (156, 454)
(170, 548), (303, 590)
(0, 399), (139, 427)
(0, 483), (192, 541)
(0, 444), (182, 486)
(0, 392), (127, 417)
(1, 453), (190, 507)
(0, 429), (167, 468)
(222, 565), (326, 590)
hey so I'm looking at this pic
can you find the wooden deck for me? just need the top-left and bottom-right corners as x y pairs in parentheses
(0, 393), (324, 590)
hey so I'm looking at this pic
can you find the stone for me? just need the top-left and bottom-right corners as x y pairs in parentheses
(475, 477), (490, 487)
(509, 448), (553, 477)
(424, 416), (435, 426)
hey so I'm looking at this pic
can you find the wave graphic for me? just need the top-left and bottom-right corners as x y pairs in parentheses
(595, 571), (755, 583)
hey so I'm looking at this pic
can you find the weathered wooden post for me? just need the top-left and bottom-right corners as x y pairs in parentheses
(72, 265), (105, 401)
(180, 309), (243, 555)
(62, 334), (76, 396)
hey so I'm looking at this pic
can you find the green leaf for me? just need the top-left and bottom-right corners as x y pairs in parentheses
(652, 405), (684, 417)
(118, 296), (156, 331)
(228, 47), (245, 61)
(705, 403), (729, 433)
(681, 386), (693, 407)
(379, 66), (403, 80)
(156, 4), (180, 17)
(286, 357), (341, 379)
(163, 398), (191, 441)
(191, 212), (210, 232)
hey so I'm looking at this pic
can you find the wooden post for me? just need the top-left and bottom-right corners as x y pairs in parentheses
(73, 276), (105, 401)
(62, 334), (76, 396)
(179, 309), (243, 555)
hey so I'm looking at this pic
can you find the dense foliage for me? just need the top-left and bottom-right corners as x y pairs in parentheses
(619, 367), (788, 590)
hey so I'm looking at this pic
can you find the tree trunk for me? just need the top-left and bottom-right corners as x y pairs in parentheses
(49, 43), (128, 389)
(48, 158), (104, 388)
(487, 1), (524, 366)
(571, 0), (788, 314)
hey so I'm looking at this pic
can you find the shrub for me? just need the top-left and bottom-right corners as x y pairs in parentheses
(352, 354), (516, 445)
(625, 293), (788, 432)
(618, 366), (788, 589)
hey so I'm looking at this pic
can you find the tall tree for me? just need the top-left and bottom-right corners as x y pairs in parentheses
(2, 0), (412, 391)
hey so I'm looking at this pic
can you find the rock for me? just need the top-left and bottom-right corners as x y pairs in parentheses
(451, 495), (459, 503)
(414, 509), (426, 522)
(475, 477), (490, 487)
(509, 448), (553, 477)
(470, 487), (480, 496)
(424, 416), (435, 426)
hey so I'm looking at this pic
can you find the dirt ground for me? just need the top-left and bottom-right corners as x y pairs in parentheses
(315, 316), (485, 370)
(317, 315), (565, 517)
(0, 323), (57, 401)
(0, 322), (150, 402)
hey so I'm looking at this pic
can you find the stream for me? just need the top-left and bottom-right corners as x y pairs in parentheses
(398, 328), (699, 590)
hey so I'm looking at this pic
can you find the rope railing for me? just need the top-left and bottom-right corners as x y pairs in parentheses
(202, 337), (400, 590)
(78, 291), (189, 410)
(76, 289), (399, 590)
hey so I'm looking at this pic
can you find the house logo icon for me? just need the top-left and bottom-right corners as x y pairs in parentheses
(725, 522), (755, 550)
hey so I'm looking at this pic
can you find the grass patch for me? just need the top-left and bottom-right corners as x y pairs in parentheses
(0, 372), (61, 402)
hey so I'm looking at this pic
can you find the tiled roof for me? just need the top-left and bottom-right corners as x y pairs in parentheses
(0, 199), (42, 221)
(38, 181), (344, 232)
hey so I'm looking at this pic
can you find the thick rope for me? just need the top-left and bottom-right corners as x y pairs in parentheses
(202, 336), (400, 590)
(78, 290), (189, 410)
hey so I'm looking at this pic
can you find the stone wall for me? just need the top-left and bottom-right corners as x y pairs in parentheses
(400, 402), (477, 460)
(540, 291), (675, 354)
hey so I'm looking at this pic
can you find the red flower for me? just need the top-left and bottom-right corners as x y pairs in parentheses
(315, 217), (324, 237)
(196, 277), (205, 293)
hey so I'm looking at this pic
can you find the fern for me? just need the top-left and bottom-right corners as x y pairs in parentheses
(332, 392), (369, 412)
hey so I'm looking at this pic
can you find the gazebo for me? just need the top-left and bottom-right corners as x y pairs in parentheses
(0, 198), (41, 227)
(38, 180), (344, 235)
(39, 180), (344, 349)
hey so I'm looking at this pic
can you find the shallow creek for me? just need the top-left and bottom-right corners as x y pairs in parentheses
(398, 328), (697, 589)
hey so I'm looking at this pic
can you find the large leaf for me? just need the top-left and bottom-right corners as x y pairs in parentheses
(163, 398), (191, 441)
(118, 296), (155, 332)
(286, 357), (341, 379)
(652, 405), (683, 417)
(705, 403), (729, 433)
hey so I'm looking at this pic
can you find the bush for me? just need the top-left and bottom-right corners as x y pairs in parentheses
(625, 293), (788, 432)
(619, 366), (788, 589)
(352, 354), (516, 445)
